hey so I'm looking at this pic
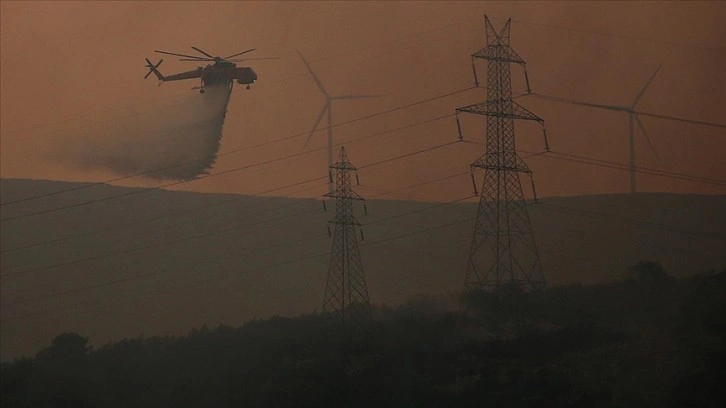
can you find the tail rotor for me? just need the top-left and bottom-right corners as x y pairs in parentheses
(144, 58), (164, 80)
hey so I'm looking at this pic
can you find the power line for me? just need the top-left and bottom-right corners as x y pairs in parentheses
(1, 87), (475, 208)
(1, 206), (323, 278)
(2, 139), (462, 278)
(531, 93), (726, 130)
(1, 173), (476, 317)
(1, 113), (460, 257)
(536, 201), (726, 241)
(491, 16), (724, 51)
(0, 13), (483, 140)
(3, 185), (722, 321)
(0, 111), (461, 222)
(545, 150), (726, 187)
(461, 139), (726, 188)
(2, 167), (475, 308)
(1, 176), (326, 254)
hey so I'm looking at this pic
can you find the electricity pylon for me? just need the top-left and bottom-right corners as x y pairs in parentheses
(298, 52), (380, 193)
(455, 15), (549, 293)
(322, 146), (371, 329)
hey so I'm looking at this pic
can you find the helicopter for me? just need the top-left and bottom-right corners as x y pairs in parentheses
(144, 46), (276, 93)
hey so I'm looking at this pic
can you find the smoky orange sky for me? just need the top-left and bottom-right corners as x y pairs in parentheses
(1, 1), (725, 201)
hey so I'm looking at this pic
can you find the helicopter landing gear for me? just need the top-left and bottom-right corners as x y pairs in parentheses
(246, 85), (250, 90)
(199, 88), (205, 94)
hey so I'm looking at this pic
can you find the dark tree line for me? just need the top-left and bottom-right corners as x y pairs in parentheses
(2, 265), (725, 407)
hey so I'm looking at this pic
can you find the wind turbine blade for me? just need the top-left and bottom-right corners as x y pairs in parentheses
(191, 46), (215, 58)
(531, 93), (627, 112)
(632, 64), (662, 108)
(305, 103), (329, 148)
(634, 111), (726, 129)
(224, 48), (256, 59)
(297, 50), (329, 97)
(635, 115), (660, 161)
(333, 94), (385, 100)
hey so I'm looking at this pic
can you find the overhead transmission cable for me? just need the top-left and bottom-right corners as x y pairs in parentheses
(0, 86), (475, 208)
(461, 139), (726, 188)
(2, 138), (463, 279)
(2, 170), (478, 314)
(1, 112), (461, 253)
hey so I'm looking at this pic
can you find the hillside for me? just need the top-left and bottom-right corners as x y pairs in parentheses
(1, 178), (725, 360)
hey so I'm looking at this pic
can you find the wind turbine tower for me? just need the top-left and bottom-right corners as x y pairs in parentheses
(298, 52), (379, 193)
(539, 66), (662, 194)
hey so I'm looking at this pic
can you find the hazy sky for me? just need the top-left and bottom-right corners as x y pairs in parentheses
(1, 1), (725, 200)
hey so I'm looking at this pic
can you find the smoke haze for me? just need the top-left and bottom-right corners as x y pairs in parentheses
(47, 84), (232, 180)
(2, 2), (724, 198)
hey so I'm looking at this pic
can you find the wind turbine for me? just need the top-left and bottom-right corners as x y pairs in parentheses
(298, 52), (381, 193)
(538, 65), (663, 194)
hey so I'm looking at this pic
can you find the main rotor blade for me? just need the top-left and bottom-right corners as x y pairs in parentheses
(227, 57), (281, 62)
(179, 58), (214, 61)
(155, 50), (206, 59)
(297, 50), (328, 98)
(224, 48), (256, 59)
(631, 64), (662, 109)
(305, 103), (329, 148)
(634, 114), (660, 161)
(191, 46), (215, 59)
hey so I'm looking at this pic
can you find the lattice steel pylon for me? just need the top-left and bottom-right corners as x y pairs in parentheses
(322, 146), (371, 328)
(455, 16), (549, 293)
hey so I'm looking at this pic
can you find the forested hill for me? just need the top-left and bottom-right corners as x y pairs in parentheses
(2, 269), (725, 407)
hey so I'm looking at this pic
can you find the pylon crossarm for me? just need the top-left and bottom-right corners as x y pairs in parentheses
(328, 219), (361, 226)
(470, 153), (532, 173)
(456, 100), (544, 123)
(324, 192), (365, 201)
(472, 44), (526, 65)
(329, 162), (357, 171)
(471, 163), (533, 173)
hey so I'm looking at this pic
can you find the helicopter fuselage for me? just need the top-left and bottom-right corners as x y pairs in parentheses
(200, 61), (257, 87)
